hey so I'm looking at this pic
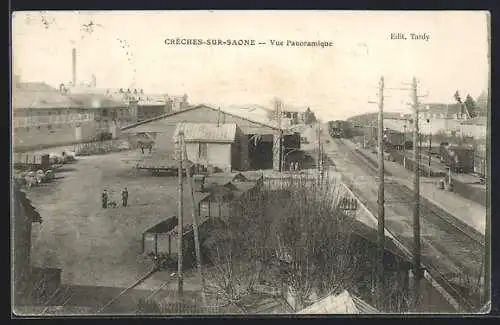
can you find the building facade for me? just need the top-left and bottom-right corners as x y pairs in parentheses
(12, 78), (130, 150)
(460, 116), (488, 139)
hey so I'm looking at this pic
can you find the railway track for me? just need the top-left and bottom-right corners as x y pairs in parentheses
(342, 141), (484, 247)
(327, 138), (485, 311)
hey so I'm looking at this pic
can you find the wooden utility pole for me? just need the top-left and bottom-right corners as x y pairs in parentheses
(177, 130), (184, 295)
(376, 76), (386, 310)
(183, 143), (207, 306)
(317, 123), (322, 174)
(411, 76), (421, 311)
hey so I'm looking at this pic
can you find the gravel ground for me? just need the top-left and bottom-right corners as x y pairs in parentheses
(27, 150), (200, 290)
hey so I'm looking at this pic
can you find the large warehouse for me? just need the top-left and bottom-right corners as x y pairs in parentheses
(121, 104), (299, 171)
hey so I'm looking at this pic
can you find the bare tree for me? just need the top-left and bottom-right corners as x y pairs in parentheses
(203, 174), (361, 311)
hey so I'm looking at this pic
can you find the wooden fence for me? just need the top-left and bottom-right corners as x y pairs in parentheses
(73, 139), (131, 156)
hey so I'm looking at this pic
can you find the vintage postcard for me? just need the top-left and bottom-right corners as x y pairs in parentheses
(11, 11), (490, 316)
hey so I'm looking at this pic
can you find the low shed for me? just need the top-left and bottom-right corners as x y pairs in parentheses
(173, 123), (242, 172)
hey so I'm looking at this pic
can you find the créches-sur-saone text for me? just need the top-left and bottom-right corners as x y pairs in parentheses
(164, 38), (334, 48)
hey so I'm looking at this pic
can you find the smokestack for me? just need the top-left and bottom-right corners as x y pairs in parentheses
(72, 48), (77, 86)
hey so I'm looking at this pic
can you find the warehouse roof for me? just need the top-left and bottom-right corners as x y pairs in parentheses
(173, 123), (237, 143)
(121, 104), (281, 132)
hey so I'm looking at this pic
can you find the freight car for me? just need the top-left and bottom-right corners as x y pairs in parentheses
(382, 129), (412, 150)
(439, 143), (475, 173)
(328, 120), (352, 138)
(142, 216), (228, 270)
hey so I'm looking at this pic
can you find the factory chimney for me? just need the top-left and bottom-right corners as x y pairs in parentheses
(72, 48), (77, 86)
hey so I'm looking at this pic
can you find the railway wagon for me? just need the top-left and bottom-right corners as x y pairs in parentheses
(439, 144), (475, 173)
(383, 130), (405, 150)
(13, 154), (51, 171)
(328, 120), (352, 138)
(142, 216), (228, 269)
(380, 129), (412, 150)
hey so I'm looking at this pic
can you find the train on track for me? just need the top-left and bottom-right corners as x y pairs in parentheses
(382, 129), (413, 150)
(439, 143), (475, 173)
(328, 120), (352, 138)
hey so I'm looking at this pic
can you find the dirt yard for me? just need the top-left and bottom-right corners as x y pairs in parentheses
(27, 150), (201, 291)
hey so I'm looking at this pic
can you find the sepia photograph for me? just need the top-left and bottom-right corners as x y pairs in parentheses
(11, 10), (490, 316)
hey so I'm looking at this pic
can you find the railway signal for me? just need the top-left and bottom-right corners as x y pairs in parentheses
(408, 76), (427, 311)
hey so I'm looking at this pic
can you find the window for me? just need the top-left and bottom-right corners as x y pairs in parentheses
(198, 143), (208, 160)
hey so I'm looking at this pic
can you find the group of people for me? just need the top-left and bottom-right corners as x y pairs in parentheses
(289, 161), (301, 172)
(102, 188), (129, 208)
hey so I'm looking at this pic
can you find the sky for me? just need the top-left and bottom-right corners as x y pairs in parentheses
(12, 11), (490, 120)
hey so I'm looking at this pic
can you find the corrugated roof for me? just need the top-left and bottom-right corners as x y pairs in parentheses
(173, 123), (237, 143)
(297, 290), (378, 314)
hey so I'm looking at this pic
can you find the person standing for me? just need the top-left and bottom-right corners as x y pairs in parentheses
(122, 187), (129, 207)
(102, 190), (108, 209)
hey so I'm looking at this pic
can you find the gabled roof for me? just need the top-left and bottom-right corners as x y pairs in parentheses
(121, 104), (281, 132)
(173, 123), (237, 143)
(297, 290), (378, 314)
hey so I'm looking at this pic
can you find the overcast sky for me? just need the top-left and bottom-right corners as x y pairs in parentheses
(12, 11), (489, 120)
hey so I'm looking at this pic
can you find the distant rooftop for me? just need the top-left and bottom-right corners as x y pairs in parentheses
(13, 82), (79, 110)
(65, 92), (128, 109)
(460, 115), (487, 126)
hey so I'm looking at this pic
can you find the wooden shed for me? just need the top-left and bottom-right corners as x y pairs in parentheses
(173, 123), (241, 172)
(141, 216), (228, 269)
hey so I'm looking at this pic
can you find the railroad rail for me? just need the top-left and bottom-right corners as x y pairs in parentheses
(348, 143), (484, 247)
(328, 138), (485, 311)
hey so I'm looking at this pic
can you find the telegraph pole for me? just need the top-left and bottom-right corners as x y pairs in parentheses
(411, 77), (421, 311)
(376, 76), (386, 310)
(183, 142), (207, 306)
(318, 123), (322, 174)
(177, 130), (184, 295)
